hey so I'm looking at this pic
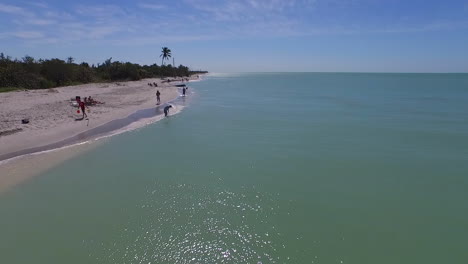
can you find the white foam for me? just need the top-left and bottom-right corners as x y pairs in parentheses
(188, 74), (207, 82)
(94, 105), (185, 140)
(0, 105), (186, 165)
(0, 140), (92, 166)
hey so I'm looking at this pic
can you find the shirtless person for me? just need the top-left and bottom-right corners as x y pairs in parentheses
(156, 90), (161, 105)
(164, 105), (172, 117)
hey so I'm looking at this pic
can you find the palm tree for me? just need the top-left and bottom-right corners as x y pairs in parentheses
(160, 47), (171, 66)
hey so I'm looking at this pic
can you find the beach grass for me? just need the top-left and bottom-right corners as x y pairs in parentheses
(0, 87), (22, 93)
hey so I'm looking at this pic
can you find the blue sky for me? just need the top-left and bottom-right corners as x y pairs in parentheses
(0, 0), (467, 72)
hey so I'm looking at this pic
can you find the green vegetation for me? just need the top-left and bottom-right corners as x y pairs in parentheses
(0, 52), (207, 90)
(0, 87), (22, 93)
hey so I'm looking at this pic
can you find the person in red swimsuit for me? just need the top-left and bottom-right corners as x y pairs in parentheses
(77, 98), (87, 119)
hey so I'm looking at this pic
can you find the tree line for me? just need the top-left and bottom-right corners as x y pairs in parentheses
(0, 53), (207, 90)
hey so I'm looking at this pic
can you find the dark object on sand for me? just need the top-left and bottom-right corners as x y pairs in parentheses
(85, 96), (104, 105)
(21, 119), (29, 124)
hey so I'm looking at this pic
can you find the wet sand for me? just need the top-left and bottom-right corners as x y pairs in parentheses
(0, 77), (198, 159)
(0, 75), (199, 192)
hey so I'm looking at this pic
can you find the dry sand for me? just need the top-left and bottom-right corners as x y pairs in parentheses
(0, 77), (194, 158)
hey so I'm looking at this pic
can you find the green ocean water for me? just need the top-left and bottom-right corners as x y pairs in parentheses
(1, 73), (468, 264)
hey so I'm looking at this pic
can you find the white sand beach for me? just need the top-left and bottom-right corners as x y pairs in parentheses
(0, 77), (196, 159)
(0, 76), (199, 191)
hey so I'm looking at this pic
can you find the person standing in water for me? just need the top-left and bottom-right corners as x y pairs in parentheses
(182, 87), (186, 96)
(164, 105), (172, 117)
(156, 90), (161, 105)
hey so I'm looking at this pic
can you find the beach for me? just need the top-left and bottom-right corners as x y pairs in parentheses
(0, 76), (198, 191)
(0, 77), (197, 160)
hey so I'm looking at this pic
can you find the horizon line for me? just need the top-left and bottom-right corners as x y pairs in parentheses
(208, 71), (468, 74)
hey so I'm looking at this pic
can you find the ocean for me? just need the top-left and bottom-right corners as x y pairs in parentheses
(1, 73), (468, 263)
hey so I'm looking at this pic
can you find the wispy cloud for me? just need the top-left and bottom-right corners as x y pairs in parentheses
(75, 5), (127, 17)
(28, 1), (49, 9)
(0, 3), (24, 14)
(88, 26), (123, 39)
(138, 3), (166, 10)
(179, 0), (317, 38)
(375, 20), (468, 34)
(22, 18), (56, 25)
(12, 31), (44, 39)
(185, 0), (315, 21)
(0, 3), (34, 16)
(43, 10), (74, 20)
(1, 0), (468, 47)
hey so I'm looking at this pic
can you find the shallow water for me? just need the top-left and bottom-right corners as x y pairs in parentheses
(1, 73), (468, 263)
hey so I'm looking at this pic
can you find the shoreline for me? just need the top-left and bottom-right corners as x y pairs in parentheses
(0, 75), (201, 162)
(0, 103), (186, 193)
(0, 140), (99, 193)
(0, 89), (191, 163)
(0, 75), (202, 192)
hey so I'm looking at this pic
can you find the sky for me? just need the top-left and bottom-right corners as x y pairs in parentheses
(0, 0), (467, 72)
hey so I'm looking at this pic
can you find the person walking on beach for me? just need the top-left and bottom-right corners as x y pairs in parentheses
(78, 99), (87, 119)
(182, 87), (186, 96)
(164, 105), (172, 117)
(156, 90), (161, 105)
